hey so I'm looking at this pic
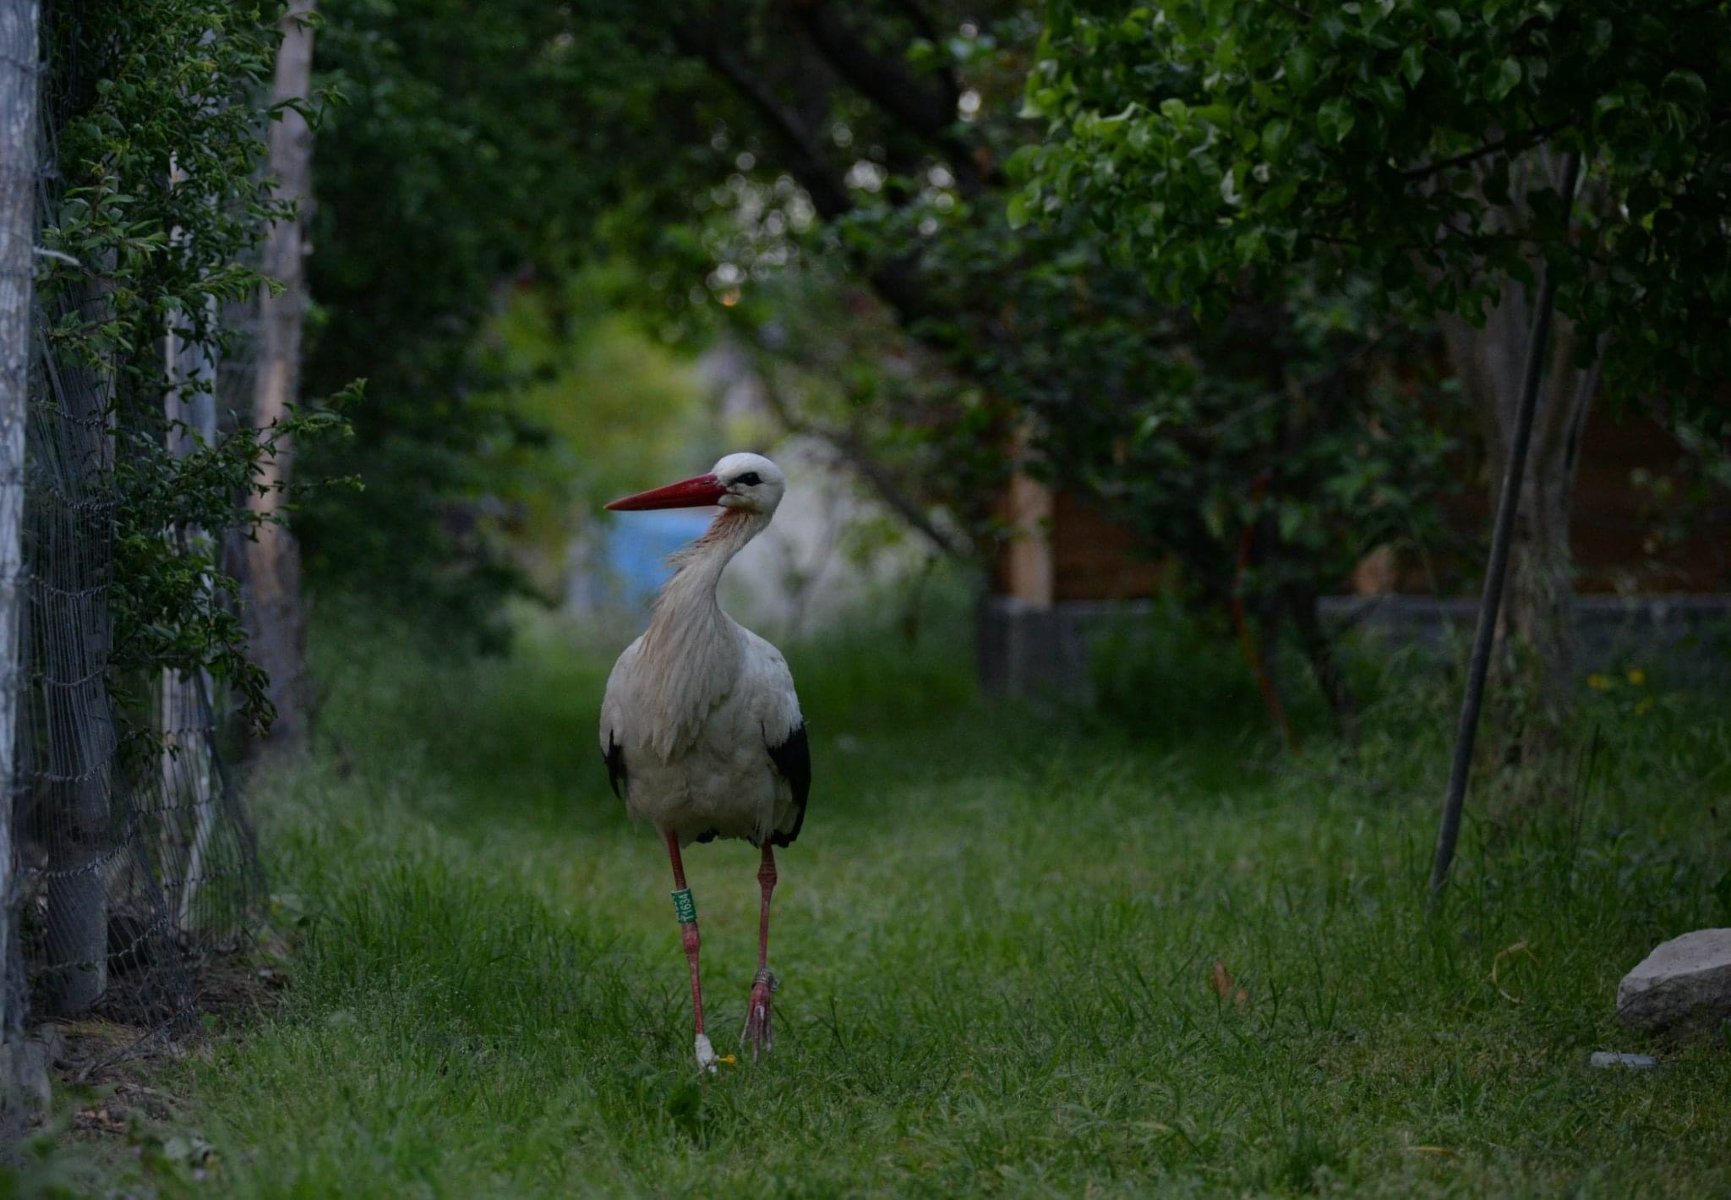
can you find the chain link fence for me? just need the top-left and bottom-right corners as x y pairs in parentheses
(2, 0), (268, 1076)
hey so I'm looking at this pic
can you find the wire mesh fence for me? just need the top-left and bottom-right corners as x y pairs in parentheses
(5, 0), (267, 1063)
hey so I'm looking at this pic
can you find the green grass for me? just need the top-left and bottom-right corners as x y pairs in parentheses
(91, 602), (1731, 1196)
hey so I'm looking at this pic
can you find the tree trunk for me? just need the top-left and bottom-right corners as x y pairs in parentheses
(243, 0), (316, 752)
(1439, 292), (1597, 730)
(0, 0), (40, 1049)
(1435, 151), (1598, 733)
(162, 289), (217, 931)
(1283, 582), (1360, 745)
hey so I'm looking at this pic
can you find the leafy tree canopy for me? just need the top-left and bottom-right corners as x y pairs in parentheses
(1016, 1), (1731, 415)
(38, 0), (338, 728)
(298, 0), (718, 644)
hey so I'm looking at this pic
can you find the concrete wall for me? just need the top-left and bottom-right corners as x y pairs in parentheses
(977, 593), (1731, 700)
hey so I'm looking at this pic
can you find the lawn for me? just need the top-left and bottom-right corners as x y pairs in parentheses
(64, 601), (1731, 1196)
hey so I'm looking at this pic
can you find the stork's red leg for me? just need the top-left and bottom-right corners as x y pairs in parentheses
(664, 830), (718, 1072)
(741, 843), (778, 1059)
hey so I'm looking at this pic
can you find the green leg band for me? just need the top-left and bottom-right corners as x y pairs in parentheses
(671, 887), (697, 925)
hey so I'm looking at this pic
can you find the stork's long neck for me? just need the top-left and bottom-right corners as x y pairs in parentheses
(639, 507), (770, 755)
(648, 507), (767, 633)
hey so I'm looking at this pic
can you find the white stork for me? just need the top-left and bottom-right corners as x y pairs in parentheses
(599, 452), (810, 1073)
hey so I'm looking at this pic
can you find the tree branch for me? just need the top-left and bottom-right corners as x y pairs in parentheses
(671, 15), (945, 323)
(886, 0), (942, 49)
(754, 350), (971, 559)
(785, 0), (994, 193)
(786, 1), (950, 142)
(669, 22), (854, 221)
(883, 0), (960, 122)
(829, 425), (971, 559)
(1398, 121), (1571, 182)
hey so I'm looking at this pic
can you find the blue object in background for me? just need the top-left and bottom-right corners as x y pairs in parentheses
(602, 510), (712, 608)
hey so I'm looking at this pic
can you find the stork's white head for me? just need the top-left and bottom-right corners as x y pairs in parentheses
(711, 452), (785, 516)
(605, 451), (786, 517)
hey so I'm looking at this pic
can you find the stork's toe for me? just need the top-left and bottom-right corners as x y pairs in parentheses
(740, 968), (778, 1060)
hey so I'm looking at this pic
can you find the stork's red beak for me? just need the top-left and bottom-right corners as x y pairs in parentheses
(605, 473), (728, 511)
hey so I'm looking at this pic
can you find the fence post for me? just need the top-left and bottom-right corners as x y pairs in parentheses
(161, 222), (218, 933)
(0, 0), (41, 1099)
(243, 0), (317, 752)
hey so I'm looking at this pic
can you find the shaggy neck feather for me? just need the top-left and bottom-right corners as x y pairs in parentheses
(638, 508), (768, 756)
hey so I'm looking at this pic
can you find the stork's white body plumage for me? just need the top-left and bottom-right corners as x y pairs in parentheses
(604, 621), (804, 847)
(598, 453), (810, 1072)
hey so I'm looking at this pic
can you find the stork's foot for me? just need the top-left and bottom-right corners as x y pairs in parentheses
(740, 968), (778, 1060)
(694, 1032), (719, 1074)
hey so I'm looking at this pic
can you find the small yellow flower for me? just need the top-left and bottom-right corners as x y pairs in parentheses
(1626, 668), (1646, 686)
(1636, 697), (1655, 715)
(1587, 673), (1612, 691)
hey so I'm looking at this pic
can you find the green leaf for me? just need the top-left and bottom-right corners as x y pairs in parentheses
(1316, 98), (1355, 144)
(1486, 57), (1522, 102)
(1586, 18), (1613, 57)
(1006, 191), (1032, 230)
(1399, 44), (1426, 87)
(1370, 75), (1404, 116)
(1081, 105), (1136, 142)
(1003, 144), (1042, 182)
(1662, 69), (1707, 103)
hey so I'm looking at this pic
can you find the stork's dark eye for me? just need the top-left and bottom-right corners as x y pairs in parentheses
(734, 472), (762, 487)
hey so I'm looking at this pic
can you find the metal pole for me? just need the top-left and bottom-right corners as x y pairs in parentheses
(1429, 152), (1580, 899)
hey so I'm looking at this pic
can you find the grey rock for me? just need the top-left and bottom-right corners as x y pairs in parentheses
(1616, 928), (1731, 1039)
(1588, 1051), (1659, 1069)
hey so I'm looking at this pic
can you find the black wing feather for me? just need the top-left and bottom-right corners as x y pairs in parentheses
(603, 731), (628, 799)
(765, 721), (811, 847)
